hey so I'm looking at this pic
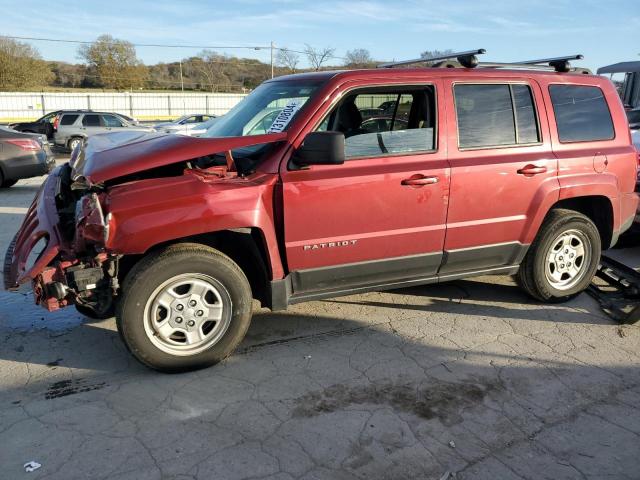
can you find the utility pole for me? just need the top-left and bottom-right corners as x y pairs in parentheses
(179, 59), (184, 92)
(270, 41), (275, 79)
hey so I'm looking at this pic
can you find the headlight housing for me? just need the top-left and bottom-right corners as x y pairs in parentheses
(74, 193), (111, 249)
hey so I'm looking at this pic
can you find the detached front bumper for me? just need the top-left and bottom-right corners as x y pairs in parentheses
(3, 167), (71, 310)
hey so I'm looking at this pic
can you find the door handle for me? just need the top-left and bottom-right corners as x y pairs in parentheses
(517, 164), (547, 176)
(401, 175), (439, 186)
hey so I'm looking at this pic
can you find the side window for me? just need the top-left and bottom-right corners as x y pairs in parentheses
(512, 85), (539, 144)
(246, 110), (280, 135)
(60, 114), (79, 126)
(549, 85), (614, 142)
(82, 115), (101, 127)
(316, 87), (437, 159)
(42, 112), (57, 123)
(454, 83), (540, 149)
(102, 115), (123, 127)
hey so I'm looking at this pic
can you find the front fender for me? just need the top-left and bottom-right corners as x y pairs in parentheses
(104, 172), (284, 279)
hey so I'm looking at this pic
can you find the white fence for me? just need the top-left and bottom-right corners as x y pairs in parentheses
(0, 92), (247, 122)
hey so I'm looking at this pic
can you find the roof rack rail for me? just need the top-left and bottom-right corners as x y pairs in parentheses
(377, 51), (591, 74)
(378, 49), (486, 69)
(512, 55), (585, 73)
(478, 61), (591, 75)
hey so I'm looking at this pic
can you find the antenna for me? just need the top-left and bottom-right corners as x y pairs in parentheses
(378, 49), (486, 69)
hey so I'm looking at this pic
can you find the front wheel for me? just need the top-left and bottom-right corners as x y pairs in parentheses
(116, 244), (253, 372)
(517, 209), (601, 302)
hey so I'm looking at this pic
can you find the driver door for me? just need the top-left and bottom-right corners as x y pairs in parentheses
(280, 82), (450, 297)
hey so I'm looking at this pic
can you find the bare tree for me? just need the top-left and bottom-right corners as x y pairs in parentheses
(420, 49), (454, 66)
(276, 48), (300, 73)
(304, 44), (335, 71)
(344, 48), (373, 68)
(191, 50), (229, 92)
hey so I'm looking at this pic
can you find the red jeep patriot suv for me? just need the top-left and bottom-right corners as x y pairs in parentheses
(5, 51), (638, 372)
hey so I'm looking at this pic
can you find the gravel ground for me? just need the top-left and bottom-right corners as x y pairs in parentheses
(1, 163), (639, 480)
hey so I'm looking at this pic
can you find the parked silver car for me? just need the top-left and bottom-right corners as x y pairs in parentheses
(53, 112), (153, 151)
(153, 114), (215, 136)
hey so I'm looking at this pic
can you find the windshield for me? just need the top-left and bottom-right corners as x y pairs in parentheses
(203, 80), (324, 138)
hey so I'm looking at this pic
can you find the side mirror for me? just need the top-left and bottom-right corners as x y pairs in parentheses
(291, 131), (345, 167)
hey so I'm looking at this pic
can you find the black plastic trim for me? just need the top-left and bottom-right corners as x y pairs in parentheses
(439, 242), (529, 275)
(291, 252), (443, 294)
(267, 244), (530, 310)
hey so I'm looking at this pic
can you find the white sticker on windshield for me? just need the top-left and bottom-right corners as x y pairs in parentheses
(267, 100), (304, 133)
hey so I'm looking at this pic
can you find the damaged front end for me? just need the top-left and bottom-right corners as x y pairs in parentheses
(4, 130), (288, 315)
(3, 163), (118, 314)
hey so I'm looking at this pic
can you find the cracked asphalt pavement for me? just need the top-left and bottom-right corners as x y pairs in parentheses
(1, 165), (639, 479)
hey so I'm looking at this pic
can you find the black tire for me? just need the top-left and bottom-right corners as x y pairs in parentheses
(517, 208), (601, 302)
(0, 170), (17, 188)
(116, 243), (253, 372)
(75, 302), (114, 320)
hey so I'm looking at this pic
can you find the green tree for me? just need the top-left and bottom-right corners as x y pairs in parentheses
(78, 34), (147, 90)
(0, 37), (53, 91)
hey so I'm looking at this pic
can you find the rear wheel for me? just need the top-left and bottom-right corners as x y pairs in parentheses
(116, 243), (253, 372)
(517, 209), (601, 302)
(0, 170), (17, 188)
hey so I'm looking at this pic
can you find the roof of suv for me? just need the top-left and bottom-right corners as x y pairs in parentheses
(270, 67), (604, 84)
(59, 111), (124, 116)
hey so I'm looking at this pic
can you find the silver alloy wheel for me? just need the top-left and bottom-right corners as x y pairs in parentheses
(143, 273), (232, 356)
(544, 229), (591, 291)
(69, 138), (81, 151)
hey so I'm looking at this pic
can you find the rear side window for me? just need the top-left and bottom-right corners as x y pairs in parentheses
(454, 83), (540, 149)
(82, 115), (101, 127)
(549, 85), (614, 142)
(60, 114), (79, 126)
(102, 115), (123, 127)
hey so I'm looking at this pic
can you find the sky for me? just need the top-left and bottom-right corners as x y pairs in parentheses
(1, 0), (638, 71)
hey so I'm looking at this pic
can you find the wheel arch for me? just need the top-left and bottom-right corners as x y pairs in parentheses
(548, 195), (614, 249)
(118, 228), (273, 308)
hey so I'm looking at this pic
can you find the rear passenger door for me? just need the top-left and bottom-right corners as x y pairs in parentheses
(441, 79), (558, 275)
(81, 114), (105, 134)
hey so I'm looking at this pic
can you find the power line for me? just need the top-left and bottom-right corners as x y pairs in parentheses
(0, 34), (349, 62)
(1, 35), (270, 51)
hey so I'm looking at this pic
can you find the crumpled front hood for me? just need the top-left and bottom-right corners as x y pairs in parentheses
(70, 130), (288, 185)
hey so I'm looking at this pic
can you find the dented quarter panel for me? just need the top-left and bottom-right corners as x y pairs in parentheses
(105, 172), (285, 279)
